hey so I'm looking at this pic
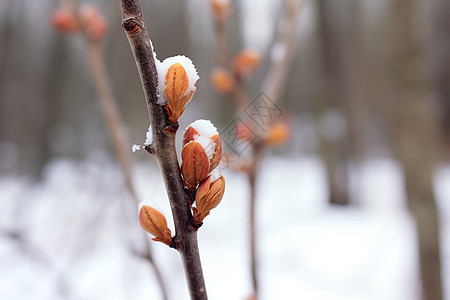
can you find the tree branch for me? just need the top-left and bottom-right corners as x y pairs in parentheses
(119, 1), (207, 299)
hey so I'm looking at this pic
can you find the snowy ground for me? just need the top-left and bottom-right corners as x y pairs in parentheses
(0, 155), (449, 300)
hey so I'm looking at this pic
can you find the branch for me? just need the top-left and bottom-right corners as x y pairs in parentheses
(85, 41), (137, 199)
(262, 0), (303, 103)
(119, 1), (207, 299)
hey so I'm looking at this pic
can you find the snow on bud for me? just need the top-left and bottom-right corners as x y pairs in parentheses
(193, 174), (225, 224)
(50, 7), (79, 33)
(183, 120), (222, 173)
(210, 67), (236, 94)
(264, 122), (291, 146)
(232, 49), (261, 79)
(138, 200), (172, 246)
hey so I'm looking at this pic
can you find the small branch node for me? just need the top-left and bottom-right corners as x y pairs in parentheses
(122, 18), (142, 35)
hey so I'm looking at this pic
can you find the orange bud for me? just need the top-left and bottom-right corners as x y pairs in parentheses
(50, 8), (79, 33)
(210, 0), (232, 24)
(80, 3), (98, 25)
(139, 204), (172, 245)
(165, 63), (195, 123)
(210, 67), (235, 94)
(232, 49), (261, 79)
(193, 175), (225, 224)
(181, 142), (210, 190)
(80, 3), (108, 42)
(182, 126), (199, 147)
(264, 122), (291, 146)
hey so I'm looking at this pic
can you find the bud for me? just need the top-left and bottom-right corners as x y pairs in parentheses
(181, 141), (211, 190)
(182, 120), (222, 173)
(210, 0), (232, 25)
(210, 67), (236, 94)
(138, 200), (172, 246)
(193, 173), (225, 224)
(80, 3), (108, 42)
(164, 63), (196, 123)
(232, 49), (261, 79)
(50, 7), (79, 33)
(264, 122), (291, 146)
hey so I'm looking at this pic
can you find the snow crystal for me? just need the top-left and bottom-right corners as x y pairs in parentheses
(210, 168), (221, 182)
(156, 55), (199, 105)
(131, 144), (141, 152)
(144, 125), (153, 146)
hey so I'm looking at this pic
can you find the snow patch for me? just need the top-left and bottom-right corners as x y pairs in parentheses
(187, 119), (218, 138)
(210, 168), (221, 183)
(144, 125), (153, 146)
(131, 144), (141, 152)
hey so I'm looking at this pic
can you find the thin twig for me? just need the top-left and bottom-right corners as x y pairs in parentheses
(85, 41), (137, 199)
(80, 12), (169, 300)
(211, 0), (303, 298)
(119, 1), (207, 299)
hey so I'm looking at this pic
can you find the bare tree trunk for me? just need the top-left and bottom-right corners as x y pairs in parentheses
(315, 0), (350, 205)
(430, 0), (450, 156)
(389, 1), (443, 299)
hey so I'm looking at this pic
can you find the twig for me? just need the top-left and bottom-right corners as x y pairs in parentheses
(211, 0), (303, 298)
(119, 1), (207, 299)
(262, 0), (304, 102)
(78, 9), (169, 300)
(85, 41), (137, 199)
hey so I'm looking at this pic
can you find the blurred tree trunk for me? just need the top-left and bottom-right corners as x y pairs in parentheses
(315, 0), (350, 205)
(340, 0), (368, 162)
(430, 0), (450, 157)
(389, 1), (443, 300)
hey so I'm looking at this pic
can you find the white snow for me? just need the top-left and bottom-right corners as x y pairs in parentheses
(131, 144), (141, 152)
(209, 168), (221, 183)
(1, 156), (449, 300)
(184, 120), (219, 161)
(144, 125), (153, 146)
(187, 119), (218, 139)
(156, 55), (199, 105)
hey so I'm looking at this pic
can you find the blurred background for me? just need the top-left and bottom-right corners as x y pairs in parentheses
(1, 0), (450, 299)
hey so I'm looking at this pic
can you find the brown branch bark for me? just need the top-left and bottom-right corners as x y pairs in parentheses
(119, 1), (207, 299)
